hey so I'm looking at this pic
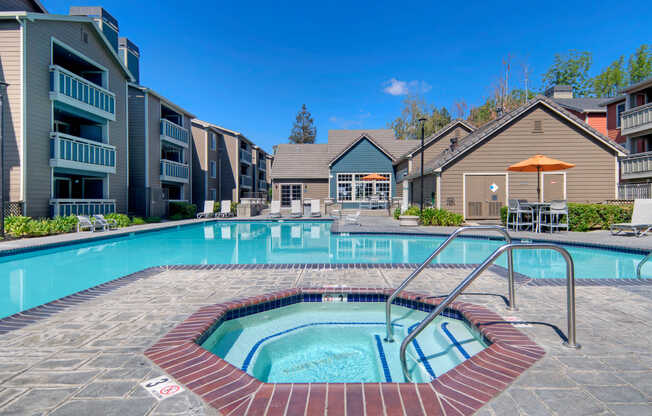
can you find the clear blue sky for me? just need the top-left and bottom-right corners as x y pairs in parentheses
(47, 0), (651, 152)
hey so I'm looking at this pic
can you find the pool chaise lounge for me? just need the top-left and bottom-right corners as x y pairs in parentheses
(611, 199), (652, 237)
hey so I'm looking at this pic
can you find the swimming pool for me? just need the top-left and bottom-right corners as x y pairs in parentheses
(0, 220), (648, 319)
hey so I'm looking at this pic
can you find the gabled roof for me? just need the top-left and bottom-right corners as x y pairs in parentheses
(272, 143), (330, 179)
(599, 95), (626, 106)
(328, 132), (397, 166)
(0, 0), (47, 13)
(404, 95), (628, 180)
(192, 119), (240, 136)
(552, 97), (607, 113)
(129, 83), (196, 118)
(327, 129), (415, 160)
(403, 119), (476, 158)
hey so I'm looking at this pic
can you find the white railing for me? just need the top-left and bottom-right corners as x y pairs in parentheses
(240, 175), (252, 188)
(240, 149), (252, 164)
(621, 103), (652, 136)
(160, 159), (189, 183)
(50, 132), (116, 174)
(50, 199), (116, 218)
(49, 65), (115, 121)
(618, 182), (652, 199)
(621, 151), (652, 179)
(160, 119), (189, 147)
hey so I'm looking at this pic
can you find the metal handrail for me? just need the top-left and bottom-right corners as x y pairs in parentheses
(385, 225), (514, 342)
(637, 252), (652, 278)
(399, 242), (580, 382)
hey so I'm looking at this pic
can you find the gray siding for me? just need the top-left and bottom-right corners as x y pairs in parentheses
(272, 178), (328, 202)
(127, 86), (145, 214)
(0, 0), (42, 12)
(191, 124), (206, 204)
(412, 125), (471, 174)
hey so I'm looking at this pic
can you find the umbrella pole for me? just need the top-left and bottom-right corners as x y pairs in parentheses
(537, 166), (541, 202)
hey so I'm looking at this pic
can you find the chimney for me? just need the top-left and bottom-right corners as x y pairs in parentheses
(119, 37), (140, 83)
(69, 6), (119, 54)
(544, 85), (573, 99)
(449, 136), (458, 151)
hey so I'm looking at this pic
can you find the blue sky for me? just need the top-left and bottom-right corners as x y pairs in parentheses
(47, 0), (651, 152)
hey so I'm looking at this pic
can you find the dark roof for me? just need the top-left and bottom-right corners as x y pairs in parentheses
(552, 97), (607, 113)
(271, 143), (330, 179)
(402, 119), (476, 158)
(598, 95), (626, 106)
(621, 74), (652, 94)
(404, 95), (627, 180)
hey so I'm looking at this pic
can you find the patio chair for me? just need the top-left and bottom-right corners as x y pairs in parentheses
(538, 200), (569, 233)
(310, 199), (321, 217)
(369, 195), (380, 209)
(506, 199), (534, 231)
(218, 200), (234, 218)
(269, 200), (281, 218)
(345, 210), (361, 226)
(290, 200), (302, 218)
(93, 214), (118, 230)
(77, 215), (102, 232)
(197, 201), (215, 218)
(611, 199), (652, 237)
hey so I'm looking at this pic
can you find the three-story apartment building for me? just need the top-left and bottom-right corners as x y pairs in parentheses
(0, 4), (134, 217)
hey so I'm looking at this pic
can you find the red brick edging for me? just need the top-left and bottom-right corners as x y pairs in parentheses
(144, 288), (545, 415)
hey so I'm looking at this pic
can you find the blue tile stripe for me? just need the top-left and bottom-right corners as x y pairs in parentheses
(441, 322), (470, 359)
(374, 334), (392, 382)
(408, 323), (437, 379)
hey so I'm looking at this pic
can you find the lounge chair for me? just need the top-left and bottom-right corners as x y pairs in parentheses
(269, 200), (281, 218)
(611, 199), (652, 237)
(345, 210), (361, 226)
(218, 200), (234, 218)
(290, 200), (302, 218)
(93, 214), (118, 230)
(77, 215), (103, 232)
(310, 199), (321, 217)
(197, 201), (215, 218)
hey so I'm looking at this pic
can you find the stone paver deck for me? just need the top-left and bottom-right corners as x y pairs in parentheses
(0, 266), (649, 415)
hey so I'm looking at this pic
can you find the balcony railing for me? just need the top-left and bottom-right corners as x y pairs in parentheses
(258, 159), (266, 171)
(621, 151), (652, 180)
(160, 159), (189, 183)
(49, 65), (116, 121)
(621, 103), (652, 136)
(160, 119), (189, 148)
(618, 182), (652, 200)
(50, 132), (116, 174)
(240, 175), (252, 188)
(50, 199), (115, 218)
(240, 149), (252, 164)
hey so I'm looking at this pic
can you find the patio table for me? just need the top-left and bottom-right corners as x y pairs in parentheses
(526, 202), (551, 233)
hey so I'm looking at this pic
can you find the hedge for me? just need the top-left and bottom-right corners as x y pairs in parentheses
(501, 203), (632, 232)
(396, 206), (464, 226)
(4, 215), (78, 238)
(169, 201), (197, 220)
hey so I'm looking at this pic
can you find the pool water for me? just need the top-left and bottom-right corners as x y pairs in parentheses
(200, 302), (487, 383)
(0, 221), (647, 319)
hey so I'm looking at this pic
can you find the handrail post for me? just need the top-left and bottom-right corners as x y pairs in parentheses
(505, 246), (517, 311)
(636, 252), (652, 279)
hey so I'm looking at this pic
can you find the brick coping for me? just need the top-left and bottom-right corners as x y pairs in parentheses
(145, 288), (546, 415)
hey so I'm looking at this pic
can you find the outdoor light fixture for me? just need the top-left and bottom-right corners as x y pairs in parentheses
(419, 117), (427, 213)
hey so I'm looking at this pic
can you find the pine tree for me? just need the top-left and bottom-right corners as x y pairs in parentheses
(288, 104), (317, 144)
(542, 50), (593, 96)
(593, 56), (627, 97)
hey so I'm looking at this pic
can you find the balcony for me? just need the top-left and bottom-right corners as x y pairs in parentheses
(618, 182), (652, 200)
(621, 151), (652, 180)
(240, 175), (252, 188)
(240, 149), (252, 164)
(50, 132), (116, 174)
(258, 159), (266, 171)
(49, 65), (115, 121)
(160, 159), (189, 183)
(50, 199), (115, 218)
(160, 119), (189, 148)
(621, 103), (652, 136)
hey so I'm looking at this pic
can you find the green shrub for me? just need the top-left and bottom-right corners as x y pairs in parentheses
(168, 201), (197, 219)
(105, 213), (130, 228)
(393, 208), (401, 220)
(169, 213), (184, 221)
(500, 206), (508, 225)
(213, 201), (221, 213)
(144, 216), (162, 223)
(420, 208), (464, 226)
(501, 203), (632, 232)
(403, 206), (421, 216)
(231, 201), (239, 215)
(131, 217), (146, 225)
(4, 215), (78, 237)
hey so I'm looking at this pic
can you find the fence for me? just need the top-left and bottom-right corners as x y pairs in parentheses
(618, 183), (651, 200)
(3, 201), (24, 217)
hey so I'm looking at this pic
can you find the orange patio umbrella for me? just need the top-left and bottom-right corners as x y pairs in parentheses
(361, 173), (388, 181)
(507, 155), (575, 202)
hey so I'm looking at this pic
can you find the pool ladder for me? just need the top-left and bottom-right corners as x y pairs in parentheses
(637, 252), (652, 278)
(383, 226), (580, 382)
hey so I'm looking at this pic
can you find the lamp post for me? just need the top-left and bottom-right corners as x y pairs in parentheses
(0, 81), (8, 239)
(418, 117), (427, 213)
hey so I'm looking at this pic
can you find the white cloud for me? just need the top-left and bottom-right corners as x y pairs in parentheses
(329, 111), (372, 129)
(382, 78), (432, 96)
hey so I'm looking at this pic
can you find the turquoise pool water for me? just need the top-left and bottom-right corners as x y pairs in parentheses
(201, 302), (487, 383)
(0, 221), (647, 319)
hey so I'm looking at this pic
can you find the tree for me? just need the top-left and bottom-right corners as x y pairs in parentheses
(628, 45), (652, 84)
(542, 50), (593, 96)
(288, 104), (316, 144)
(387, 95), (452, 140)
(593, 56), (627, 97)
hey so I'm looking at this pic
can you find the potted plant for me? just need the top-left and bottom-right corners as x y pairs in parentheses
(398, 206), (421, 226)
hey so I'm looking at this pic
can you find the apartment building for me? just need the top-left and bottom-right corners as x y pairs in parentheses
(0, 4), (134, 217)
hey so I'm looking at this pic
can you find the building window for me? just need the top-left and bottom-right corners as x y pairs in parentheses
(209, 188), (216, 201)
(210, 161), (216, 178)
(280, 184), (302, 207)
(616, 103), (625, 128)
(336, 173), (390, 202)
(210, 133), (216, 151)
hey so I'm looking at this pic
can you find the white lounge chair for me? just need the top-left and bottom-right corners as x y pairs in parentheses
(218, 200), (234, 218)
(611, 199), (652, 237)
(290, 200), (302, 218)
(269, 200), (281, 218)
(345, 210), (361, 226)
(77, 215), (102, 232)
(197, 201), (215, 218)
(310, 199), (321, 217)
(93, 214), (117, 230)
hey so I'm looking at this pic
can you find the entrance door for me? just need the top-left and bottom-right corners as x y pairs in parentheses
(465, 174), (506, 220)
(543, 173), (565, 202)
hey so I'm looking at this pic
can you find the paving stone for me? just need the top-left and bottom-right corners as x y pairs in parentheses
(49, 398), (156, 416)
(608, 403), (652, 416)
(0, 388), (26, 406)
(585, 385), (648, 403)
(32, 358), (89, 370)
(600, 356), (651, 372)
(535, 389), (607, 416)
(76, 381), (135, 398)
(0, 388), (76, 413)
(566, 371), (626, 386)
(512, 371), (576, 388)
(488, 389), (521, 416)
(506, 388), (554, 416)
(4, 370), (100, 387)
(98, 366), (152, 380)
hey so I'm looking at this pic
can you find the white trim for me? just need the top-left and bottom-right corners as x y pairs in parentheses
(541, 171), (567, 201)
(124, 81), (129, 211)
(279, 183), (303, 207)
(144, 91), (149, 188)
(20, 19), (26, 205)
(334, 172), (392, 203)
(462, 172), (508, 220)
(328, 134), (396, 167)
(614, 155), (619, 199)
(436, 174), (441, 209)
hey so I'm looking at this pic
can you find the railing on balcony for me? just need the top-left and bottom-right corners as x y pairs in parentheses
(258, 159), (266, 171)
(49, 65), (116, 121)
(621, 103), (652, 136)
(160, 119), (189, 147)
(50, 132), (116, 174)
(160, 159), (189, 183)
(240, 149), (252, 164)
(621, 151), (652, 180)
(240, 175), (252, 188)
(618, 182), (652, 200)
(50, 199), (116, 218)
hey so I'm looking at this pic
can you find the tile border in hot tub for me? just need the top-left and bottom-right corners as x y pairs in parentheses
(145, 288), (546, 415)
